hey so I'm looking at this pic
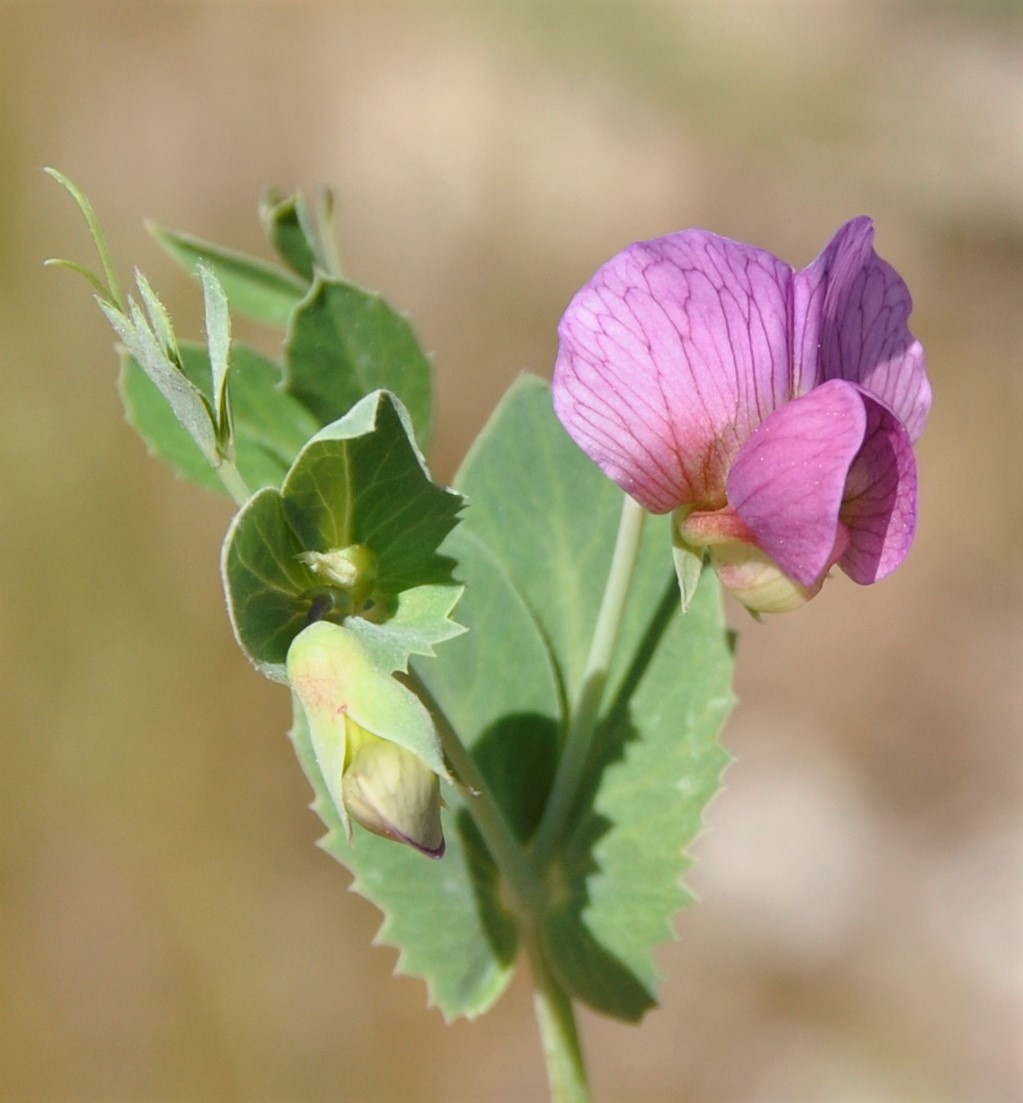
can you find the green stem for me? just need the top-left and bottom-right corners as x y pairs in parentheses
(412, 674), (543, 917)
(531, 494), (646, 868)
(44, 167), (126, 310)
(414, 678), (592, 1100)
(216, 459), (252, 507)
(526, 930), (592, 1103)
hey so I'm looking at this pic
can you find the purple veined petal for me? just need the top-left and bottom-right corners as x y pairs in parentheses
(553, 229), (794, 513)
(838, 392), (918, 584)
(793, 217), (931, 441)
(726, 379), (868, 586)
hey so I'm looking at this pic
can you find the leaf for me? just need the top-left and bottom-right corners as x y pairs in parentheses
(119, 342), (320, 494)
(222, 390), (463, 680)
(280, 394), (457, 592)
(542, 571), (733, 1021)
(284, 277), (434, 446)
(222, 486), (315, 678)
(348, 584), (466, 671)
(149, 222), (307, 327)
(261, 189), (319, 280)
(289, 701), (518, 1020)
(101, 293), (218, 467)
(133, 270), (180, 363)
(415, 525), (562, 844)
(454, 375), (640, 706)
(451, 375), (734, 1020)
(198, 264), (232, 441)
(261, 186), (342, 280)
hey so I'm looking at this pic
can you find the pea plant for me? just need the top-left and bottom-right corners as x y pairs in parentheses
(47, 168), (929, 1102)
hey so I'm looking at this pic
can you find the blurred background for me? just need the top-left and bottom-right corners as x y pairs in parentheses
(2, 2), (1020, 1101)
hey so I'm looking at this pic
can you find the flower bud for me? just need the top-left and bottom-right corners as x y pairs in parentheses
(287, 620), (447, 858)
(707, 540), (822, 615)
(298, 544), (379, 607)
(341, 721), (445, 858)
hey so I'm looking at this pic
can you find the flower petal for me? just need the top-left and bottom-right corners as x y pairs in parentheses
(793, 217), (931, 441)
(726, 379), (867, 586)
(553, 230), (794, 512)
(838, 392), (918, 584)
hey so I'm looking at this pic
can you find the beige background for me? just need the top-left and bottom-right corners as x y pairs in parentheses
(2, 2), (1019, 1101)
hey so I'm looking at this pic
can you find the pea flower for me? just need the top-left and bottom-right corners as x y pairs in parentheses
(553, 217), (930, 614)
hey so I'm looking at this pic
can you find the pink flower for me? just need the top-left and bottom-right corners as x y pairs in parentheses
(553, 218), (931, 613)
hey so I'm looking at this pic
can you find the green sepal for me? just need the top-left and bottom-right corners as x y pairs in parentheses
(149, 221), (307, 327)
(284, 276), (434, 447)
(120, 342), (319, 495)
(671, 511), (706, 613)
(222, 390), (463, 680)
(287, 620), (450, 837)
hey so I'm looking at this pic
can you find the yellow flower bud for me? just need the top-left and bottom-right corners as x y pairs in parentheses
(707, 540), (822, 615)
(341, 722), (445, 858)
(287, 620), (447, 858)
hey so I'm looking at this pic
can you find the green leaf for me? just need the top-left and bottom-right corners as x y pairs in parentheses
(416, 525), (563, 844)
(290, 701), (518, 1019)
(198, 264), (232, 441)
(101, 292), (218, 467)
(133, 270), (180, 363)
(349, 584), (466, 671)
(284, 277), (434, 446)
(261, 189), (319, 280)
(149, 222), (307, 327)
(221, 486), (312, 677)
(454, 375), (629, 706)
(279, 394), (456, 592)
(542, 571), (733, 1020)
(120, 342), (320, 494)
(451, 375), (733, 1020)
(261, 187), (342, 280)
(222, 390), (463, 679)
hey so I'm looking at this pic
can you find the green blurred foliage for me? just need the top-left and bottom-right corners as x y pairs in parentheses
(2, 3), (1019, 1101)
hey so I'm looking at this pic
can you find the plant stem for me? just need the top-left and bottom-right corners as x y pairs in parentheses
(412, 676), (591, 1101)
(412, 674), (544, 917)
(531, 494), (646, 869)
(526, 930), (592, 1103)
(216, 459), (252, 507)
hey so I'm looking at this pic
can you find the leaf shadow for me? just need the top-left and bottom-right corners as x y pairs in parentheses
(541, 575), (683, 1021)
(452, 710), (560, 969)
